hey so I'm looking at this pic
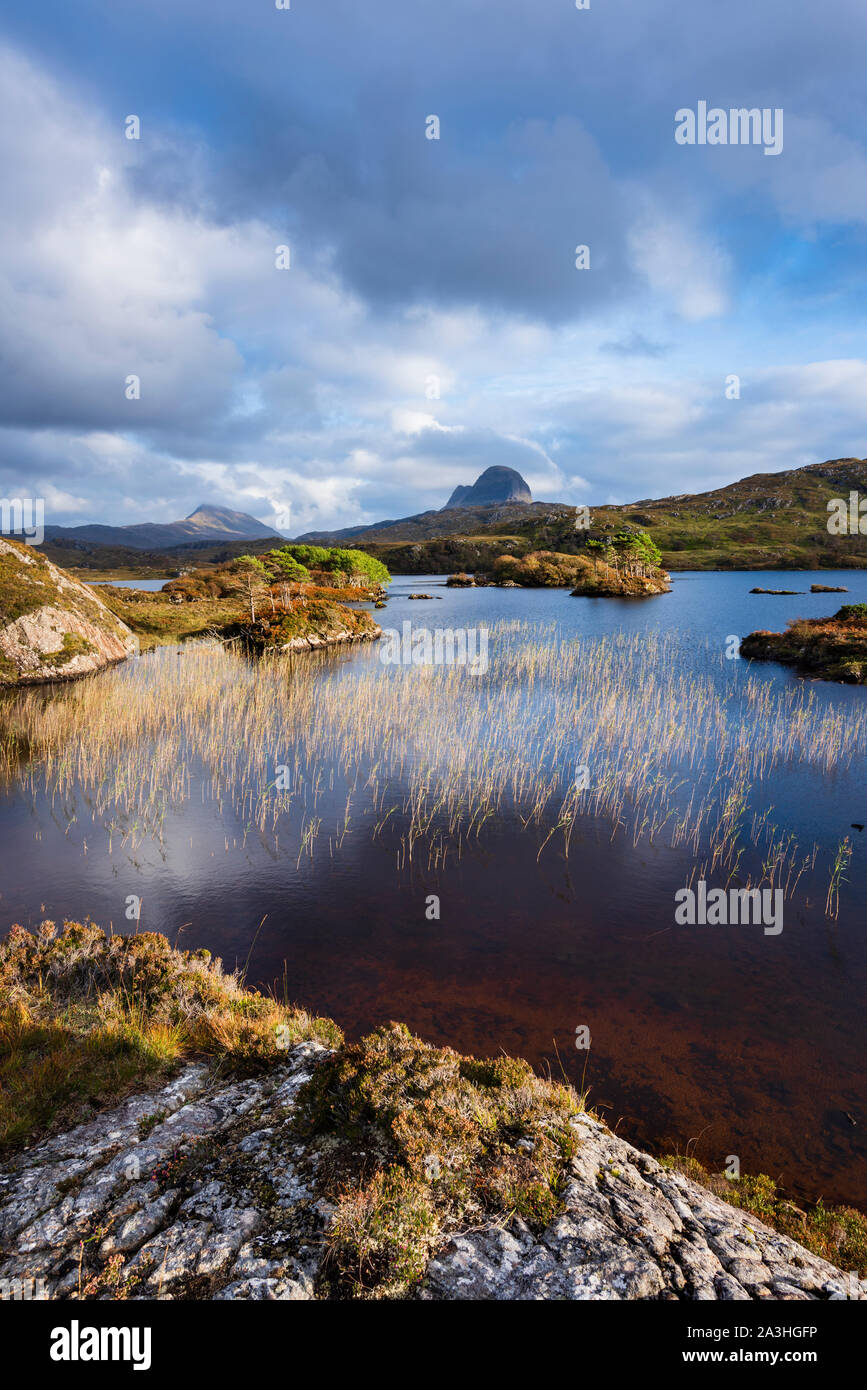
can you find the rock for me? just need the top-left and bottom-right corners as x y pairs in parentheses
(0, 539), (138, 686)
(442, 466), (532, 511)
(811, 584), (847, 592)
(0, 1051), (861, 1302)
(421, 1113), (864, 1302)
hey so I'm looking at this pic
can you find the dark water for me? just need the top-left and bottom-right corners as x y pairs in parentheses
(1, 571), (865, 1208)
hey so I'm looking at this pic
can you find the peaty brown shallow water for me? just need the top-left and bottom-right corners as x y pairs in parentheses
(240, 818), (865, 1212)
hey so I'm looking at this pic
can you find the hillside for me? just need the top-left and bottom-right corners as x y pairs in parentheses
(44, 504), (283, 552)
(37, 457), (867, 578)
(357, 457), (867, 574)
(40, 534), (286, 576)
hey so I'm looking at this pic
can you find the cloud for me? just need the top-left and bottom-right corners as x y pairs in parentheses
(2, 0), (867, 531)
(601, 332), (671, 358)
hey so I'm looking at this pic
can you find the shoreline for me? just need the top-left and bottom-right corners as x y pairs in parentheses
(0, 922), (863, 1301)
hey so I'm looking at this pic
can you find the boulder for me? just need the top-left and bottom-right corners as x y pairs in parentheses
(0, 539), (138, 686)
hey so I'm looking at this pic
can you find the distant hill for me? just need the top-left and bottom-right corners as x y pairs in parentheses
(329, 457), (867, 574)
(296, 466), (534, 544)
(442, 465), (532, 510)
(296, 500), (560, 547)
(31, 457), (867, 576)
(44, 505), (282, 552)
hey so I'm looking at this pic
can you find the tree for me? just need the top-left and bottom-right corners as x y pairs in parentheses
(233, 556), (270, 620)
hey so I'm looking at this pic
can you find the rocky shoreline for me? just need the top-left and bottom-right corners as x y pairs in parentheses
(741, 604), (867, 683)
(0, 1043), (861, 1302)
(0, 539), (139, 686)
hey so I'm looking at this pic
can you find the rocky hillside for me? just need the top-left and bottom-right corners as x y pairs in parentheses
(0, 539), (138, 686)
(314, 457), (867, 574)
(0, 923), (863, 1302)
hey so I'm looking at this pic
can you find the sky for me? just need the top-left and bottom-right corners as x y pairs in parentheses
(1, 0), (867, 534)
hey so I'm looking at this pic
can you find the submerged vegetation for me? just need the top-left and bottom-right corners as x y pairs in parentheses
(1, 921), (863, 1297)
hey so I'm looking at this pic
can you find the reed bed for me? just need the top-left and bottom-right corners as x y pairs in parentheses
(0, 626), (862, 907)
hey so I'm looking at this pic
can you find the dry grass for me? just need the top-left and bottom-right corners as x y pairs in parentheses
(295, 1022), (583, 1298)
(0, 625), (859, 910)
(0, 919), (342, 1152)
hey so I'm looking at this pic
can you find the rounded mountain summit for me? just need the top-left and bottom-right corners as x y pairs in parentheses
(442, 466), (532, 511)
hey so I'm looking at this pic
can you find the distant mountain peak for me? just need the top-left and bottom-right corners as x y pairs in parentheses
(43, 504), (283, 552)
(442, 466), (532, 511)
(183, 504), (273, 535)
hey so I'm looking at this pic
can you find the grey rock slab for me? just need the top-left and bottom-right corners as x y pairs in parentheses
(2, 1051), (862, 1302)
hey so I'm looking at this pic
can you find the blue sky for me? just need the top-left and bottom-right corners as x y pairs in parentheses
(1, 0), (867, 533)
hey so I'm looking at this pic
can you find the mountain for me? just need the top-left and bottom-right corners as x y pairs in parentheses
(33, 457), (867, 575)
(312, 456), (867, 574)
(442, 466), (532, 510)
(43, 505), (282, 552)
(296, 468), (535, 545)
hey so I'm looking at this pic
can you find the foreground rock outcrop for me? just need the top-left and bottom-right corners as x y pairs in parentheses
(0, 539), (138, 686)
(0, 1046), (861, 1302)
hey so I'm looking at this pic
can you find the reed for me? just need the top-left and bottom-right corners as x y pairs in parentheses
(0, 625), (861, 914)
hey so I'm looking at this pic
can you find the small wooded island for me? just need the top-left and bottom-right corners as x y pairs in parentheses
(446, 531), (671, 596)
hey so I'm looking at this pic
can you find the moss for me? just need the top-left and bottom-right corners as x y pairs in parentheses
(43, 631), (96, 667)
(239, 598), (379, 650)
(293, 1021), (582, 1299)
(0, 544), (60, 623)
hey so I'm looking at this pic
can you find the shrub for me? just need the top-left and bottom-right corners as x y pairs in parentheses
(836, 603), (867, 624)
